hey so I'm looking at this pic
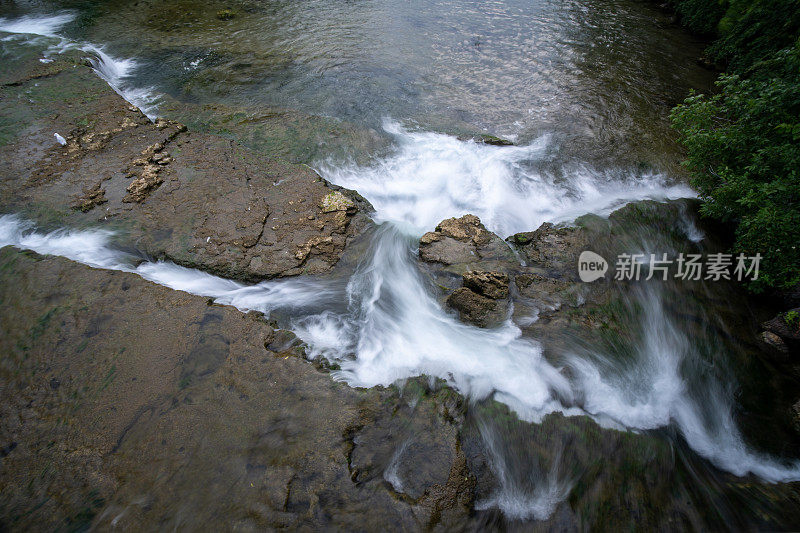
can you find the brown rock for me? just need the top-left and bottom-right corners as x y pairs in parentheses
(419, 237), (477, 265)
(320, 191), (356, 213)
(123, 163), (163, 203)
(420, 231), (440, 245)
(462, 270), (509, 300)
(419, 215), (514, 267)
(0, 52), (372, 282)
(295, 236), (335, 263)
(437, 214), (483, 242)
(456, 133), (514, 146)
(761, 330), (789, 354)
(121, 120), (186, 203)
(508, 222), (589, 277)
(762, 309), (800, 348)
(446, 287), (507, 328)
(0, 250), (472, 531)
(71, 182), (107, 212)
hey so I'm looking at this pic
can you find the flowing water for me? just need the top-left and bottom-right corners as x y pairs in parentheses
(2, 0), (799, 527)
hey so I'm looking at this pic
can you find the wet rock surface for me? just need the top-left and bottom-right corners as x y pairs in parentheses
(762, 309), (800, 352)
(446, 271), (510, 328)
(446, 287), (507, 328)
(762, 330), (790, 355)
(419, 212), (604, 333)
(419, 214), (516, 271)
(0, 45), (373, 282)
(0, 249), (475, 530)
(455, 133), (514, 146)
(510, 221), (590, 277)
(6, 248), (797, 531)
(460, 402), (800, 532)
(463, 270), (510, 300)
(3, 33), (800, 532)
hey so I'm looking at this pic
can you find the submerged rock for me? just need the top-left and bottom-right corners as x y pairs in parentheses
(456, 133), (514, 146)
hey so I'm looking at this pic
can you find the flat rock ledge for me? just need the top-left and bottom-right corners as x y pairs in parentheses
(0, 47), (374, 283)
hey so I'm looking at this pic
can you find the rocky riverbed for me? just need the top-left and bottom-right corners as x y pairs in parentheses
(3, 28), (800, 531)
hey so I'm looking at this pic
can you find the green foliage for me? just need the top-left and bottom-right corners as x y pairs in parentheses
(785, 309), (800, 327)
(709, 0), (800, 71)
(672, 0), (728, 36)
(671, 46), (800, 292)
(667, 0), (800, 70)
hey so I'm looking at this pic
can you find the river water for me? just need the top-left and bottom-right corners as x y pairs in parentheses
(2, 0), (799, 527)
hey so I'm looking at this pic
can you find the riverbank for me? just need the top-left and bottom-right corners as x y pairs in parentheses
(658, 0), (800, 345)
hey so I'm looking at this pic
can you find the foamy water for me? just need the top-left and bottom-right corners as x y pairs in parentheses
(0, 13), (74, 37)
(2, 192), (798, 493)
(475, 418), (573, 521)
(0, 13), (160, 119)
(319, 121), (695, 237)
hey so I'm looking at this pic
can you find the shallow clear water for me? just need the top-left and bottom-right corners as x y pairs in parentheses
(4, 0), (711, 168)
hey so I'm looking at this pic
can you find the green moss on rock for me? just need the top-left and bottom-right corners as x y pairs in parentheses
(320, 191), (355, 213)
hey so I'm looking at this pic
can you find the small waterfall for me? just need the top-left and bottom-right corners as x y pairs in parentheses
(291, 224), (574, 411)
(569, 283), (800, 482)
(0, 12), (160, 119)
(0, 115), (798, 519)
(1, 2), (796, 525)
(2, 135), (799, 495)
(474, 417), (573, 521)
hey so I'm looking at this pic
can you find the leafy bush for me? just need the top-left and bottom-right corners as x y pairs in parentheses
(671, 45), (800, 292)
(709, 0), (800, 71)
(666, 0), (800, 69)
(786, 309), (800, 328)
(672, 0), (727, 36)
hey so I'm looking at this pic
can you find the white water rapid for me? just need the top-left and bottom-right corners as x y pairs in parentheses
(1, 125), (799, 498)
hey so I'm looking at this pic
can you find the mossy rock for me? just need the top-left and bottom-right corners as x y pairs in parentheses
(320, 191), (355, 213)
(456, 133), (514, 146)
